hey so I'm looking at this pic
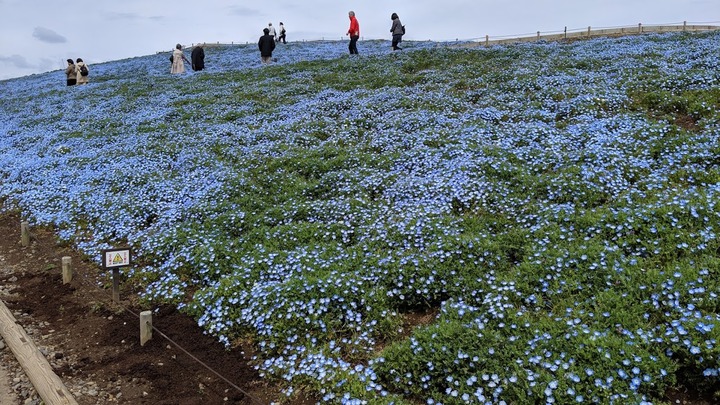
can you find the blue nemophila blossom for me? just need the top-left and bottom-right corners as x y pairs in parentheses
(3, 31), (720, 403)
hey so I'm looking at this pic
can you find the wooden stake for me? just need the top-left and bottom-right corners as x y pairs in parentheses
(20, 221), (30, 247)
(112, 268), (120, 303)
(62, 256), (73, 284)
(140, 311), (153, 346)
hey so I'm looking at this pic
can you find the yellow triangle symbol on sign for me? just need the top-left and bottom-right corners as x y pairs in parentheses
(112, 253), (124, 264)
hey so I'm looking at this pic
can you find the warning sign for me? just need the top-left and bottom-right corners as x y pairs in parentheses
(102, 248), (132, 269)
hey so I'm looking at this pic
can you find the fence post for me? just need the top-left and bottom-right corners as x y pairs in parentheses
(587, 26), (591, 37)
(683, 21), (687, 31)
(485, 35), (489, 46)
(112, 268), (120, 303)
(140, 311), (153, 346)
(62, 256), (73, 284)
(564, 26), (567, 39)
(20, 221), (30, 247)
(537, 31), (540, 40)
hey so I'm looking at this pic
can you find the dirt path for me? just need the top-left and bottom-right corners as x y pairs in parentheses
(0, 357), (21, 405)
(0, 211), (315, 404)
(0, 257), (31, 405)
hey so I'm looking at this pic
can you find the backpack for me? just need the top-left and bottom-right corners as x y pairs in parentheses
(402, 25), (406, 35)
(80, 65), (89, 77)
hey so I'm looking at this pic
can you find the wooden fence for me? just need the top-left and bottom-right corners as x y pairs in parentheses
(465, 21), (720, 47)
(163, 21), (720, 54)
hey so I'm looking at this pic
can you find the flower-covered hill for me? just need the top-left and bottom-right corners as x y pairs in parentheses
(2, 34), (720, 404)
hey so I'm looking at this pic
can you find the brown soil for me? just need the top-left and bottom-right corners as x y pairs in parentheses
(0, 210), (315, 405)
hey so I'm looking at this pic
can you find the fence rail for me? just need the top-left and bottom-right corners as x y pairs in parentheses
(465, 21), (720, 47)
(160, 20), (720, 54)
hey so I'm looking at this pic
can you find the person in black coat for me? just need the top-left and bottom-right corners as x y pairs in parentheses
(258, 28), (276, 64)
(191, 44), (205, 71)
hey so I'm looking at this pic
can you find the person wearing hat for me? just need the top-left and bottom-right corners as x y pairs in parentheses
(65, 59), (77, 86)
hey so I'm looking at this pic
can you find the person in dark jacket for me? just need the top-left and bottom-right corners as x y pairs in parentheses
(258, 28), (276, 64)
(65, 59), (77, 86)
(390, 13), (404, 51)
(191, 44), (205, 71)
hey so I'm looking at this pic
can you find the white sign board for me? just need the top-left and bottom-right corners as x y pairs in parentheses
(102, 248), (132, 269)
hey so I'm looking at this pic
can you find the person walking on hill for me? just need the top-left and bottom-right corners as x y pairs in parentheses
(258, 28), (276, 64)
(191, 44), (205, 71)
(65, 59), (77, 86)
(278, 22), (287, 44)
(268, 23), (277, 42)
(346, 11), (360, 54)
(390, 13), (404, 51)
(171, 43), (190, 74)
(75, 58), (89, 84)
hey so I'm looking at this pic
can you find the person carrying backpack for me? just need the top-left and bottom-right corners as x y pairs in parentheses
(76, 58), (90, 84)
(390, 13), (404, 51)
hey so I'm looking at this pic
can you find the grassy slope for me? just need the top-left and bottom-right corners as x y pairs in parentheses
(2, 34), (720, 403)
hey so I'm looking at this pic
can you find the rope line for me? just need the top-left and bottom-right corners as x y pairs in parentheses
(121, 303), (266, 405)
(74, 270), (267, 405)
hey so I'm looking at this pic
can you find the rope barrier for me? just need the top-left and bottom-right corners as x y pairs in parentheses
(73, 269), (267, 405)
(121, 304), (267, 405)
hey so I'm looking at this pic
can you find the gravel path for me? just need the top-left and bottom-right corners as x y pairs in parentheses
(0, 255), (39, 405)
(0, 340), (24, 405)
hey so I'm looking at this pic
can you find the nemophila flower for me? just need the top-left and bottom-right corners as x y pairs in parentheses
(3, 30), (720, 403)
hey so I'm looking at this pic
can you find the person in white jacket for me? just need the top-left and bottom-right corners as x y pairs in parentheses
(267, 23), (277, 42)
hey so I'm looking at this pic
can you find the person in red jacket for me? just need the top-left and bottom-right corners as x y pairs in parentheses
(346, 11), (360, 54)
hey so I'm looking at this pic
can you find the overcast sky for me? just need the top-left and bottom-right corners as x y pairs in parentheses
(0, 0), (718, 80)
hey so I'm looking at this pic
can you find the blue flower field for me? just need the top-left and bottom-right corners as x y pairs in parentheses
(1, 34), (720, 404)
